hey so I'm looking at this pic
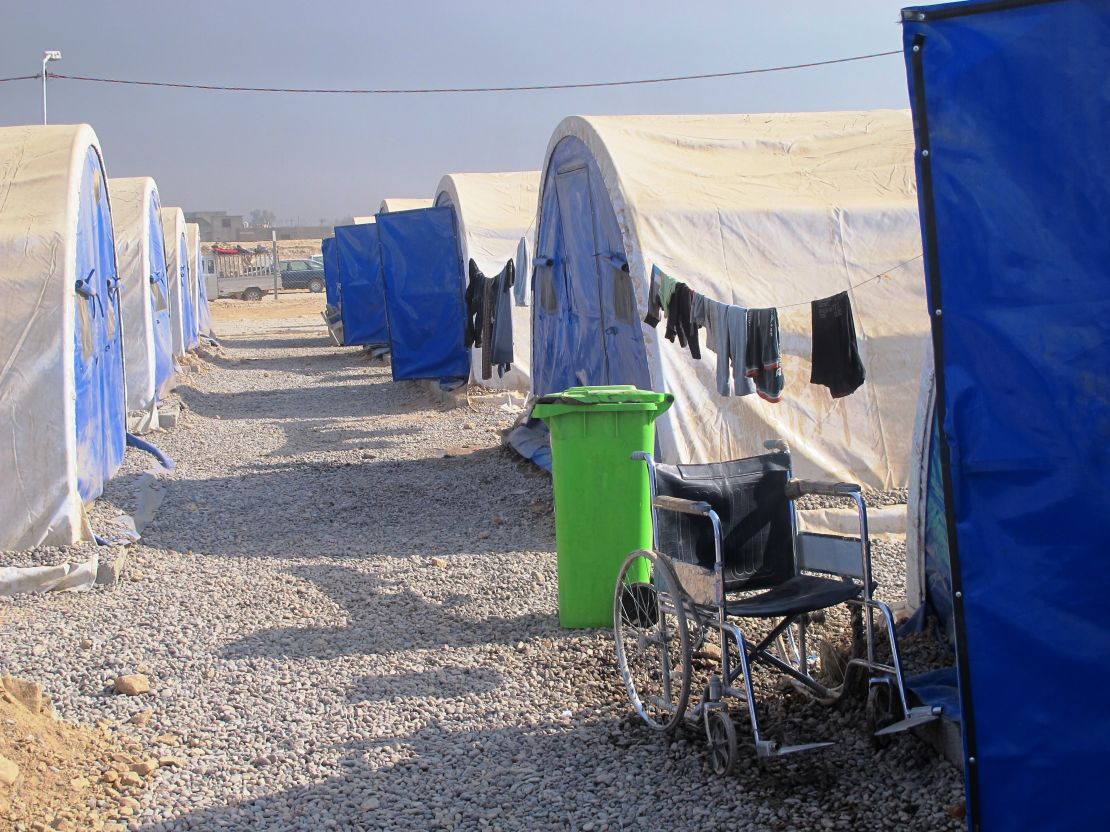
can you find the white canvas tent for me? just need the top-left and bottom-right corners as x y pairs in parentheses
(379, 198), (432, 214)
(110, 176), (174, 420)
(532, 111), (930, 489)
(434, 171), (539, 392)
(160, 206), (188, 359)
(351, 216), (376, 224)
(0, 124), (126, 550)
(186, 222), (213, 341)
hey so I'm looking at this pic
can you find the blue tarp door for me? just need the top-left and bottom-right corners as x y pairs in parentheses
(376, 207), (468, 381)
(903, 1), (1110, 829)
(334, 223), (389, 347)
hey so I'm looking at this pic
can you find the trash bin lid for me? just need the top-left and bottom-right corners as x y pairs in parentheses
(532, 385), (673, 420)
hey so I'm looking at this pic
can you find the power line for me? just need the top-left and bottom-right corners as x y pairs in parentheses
(0, 51), (902, 96)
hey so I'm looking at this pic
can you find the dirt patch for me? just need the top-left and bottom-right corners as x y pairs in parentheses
(211, 294), (326, 324)
(0, 676), (153, 831)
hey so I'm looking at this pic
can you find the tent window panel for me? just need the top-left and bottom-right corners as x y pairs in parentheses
(537, 260), (558, 313)
(76, 294), (95, 363)
(150, 274), (169, 312)
(611, 264), (636, 324)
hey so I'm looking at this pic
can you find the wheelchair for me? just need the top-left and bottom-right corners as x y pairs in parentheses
(612, 442), (938, 774)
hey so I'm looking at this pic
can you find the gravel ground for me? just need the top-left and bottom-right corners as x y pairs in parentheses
(1, 319), (963, 831)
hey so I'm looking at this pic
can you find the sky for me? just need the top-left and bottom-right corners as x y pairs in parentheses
(0, 1), (929, 223)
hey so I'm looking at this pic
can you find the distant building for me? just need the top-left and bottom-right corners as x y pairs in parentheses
(185, 210), (247, 242)
(185, 211), (331, 242)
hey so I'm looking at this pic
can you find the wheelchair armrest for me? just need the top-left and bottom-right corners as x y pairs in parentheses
(784, 480), (862, 500)
(652, 495), (713, 517)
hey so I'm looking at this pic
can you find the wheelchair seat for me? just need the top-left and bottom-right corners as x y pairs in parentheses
(724, 574), (862, 618)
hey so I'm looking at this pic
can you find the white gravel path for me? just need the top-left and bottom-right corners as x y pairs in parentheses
(0, 317), (963, 831)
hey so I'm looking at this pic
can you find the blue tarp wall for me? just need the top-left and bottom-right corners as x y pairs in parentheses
(334, 223), (389, 347)
(74, 146), (126, 501)
(178, 231), (196, 351)
(147, 193), (173, 399)
(903, 1), (1110, 829)
(376, 207), (468, 381)
(531, 136), (651, 397)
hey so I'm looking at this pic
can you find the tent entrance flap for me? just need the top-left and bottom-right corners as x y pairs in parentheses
(376, 207), (468, 381)
(335, 223), (388, 347)
(903, 1), (1110, 829)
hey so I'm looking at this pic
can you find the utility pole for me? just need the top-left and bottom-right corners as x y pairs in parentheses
(41, 51), (61, 125)
(271, 229), (280, 300)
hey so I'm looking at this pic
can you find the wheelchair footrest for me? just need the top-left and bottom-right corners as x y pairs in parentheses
(756, 740), (835, 758)
(875, 707), (941, 736)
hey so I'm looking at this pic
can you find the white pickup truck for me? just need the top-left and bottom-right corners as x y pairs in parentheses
(213, 247), (279, 301)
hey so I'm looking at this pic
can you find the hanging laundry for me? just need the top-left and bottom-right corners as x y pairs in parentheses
(695, 296), (755, 397)
(464, 259), (485, 349)
(514, 237), (530, 307)
(664, 283), (701, 359)
(488, 259), (516, 378)
(745, 307), (784, 403)
(643, 264), (682, 328)
(810, 291), (865, 398)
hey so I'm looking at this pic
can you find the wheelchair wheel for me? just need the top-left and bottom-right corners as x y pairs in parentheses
(613, 550), (692, 732)
(705, 708), (737, 776)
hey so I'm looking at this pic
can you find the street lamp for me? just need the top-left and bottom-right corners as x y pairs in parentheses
(41, 51), (61, 125)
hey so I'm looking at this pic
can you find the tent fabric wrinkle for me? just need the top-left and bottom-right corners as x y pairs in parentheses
(159, 207), (189, 359)
(0, 124), (124, 550)
(433, 171), (539, 392)
(111, 176), (173, 414)
(532, 111), (929, 488)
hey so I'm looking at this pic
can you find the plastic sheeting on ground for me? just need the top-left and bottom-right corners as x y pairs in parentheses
(377, 207), (468, 381)
(159, 207), (189, 359)
(532, 112), (930, 488)
(0, 124), (125, 550)
(903, 1), (1110, 828)
(334, 223), (388, 347)
(434, 171), (539, 392)
(111, 176), (173, 415)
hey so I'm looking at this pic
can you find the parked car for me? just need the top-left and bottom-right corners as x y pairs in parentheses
(280, 259), (326, 293)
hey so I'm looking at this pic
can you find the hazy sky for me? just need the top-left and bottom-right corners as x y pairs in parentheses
(1, 1), (928, 223)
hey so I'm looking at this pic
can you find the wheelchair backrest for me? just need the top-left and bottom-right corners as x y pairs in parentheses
(654, 451), (796, 593)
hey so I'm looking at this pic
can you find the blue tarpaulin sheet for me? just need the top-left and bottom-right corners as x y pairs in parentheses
(376, 207), (468, 381)
(147, 193), (173, 400)
(903, 1), (1110, 828)
(532, 135), (651, 397)
(74, 146), (126, 502)
(335, 223), (389, 347)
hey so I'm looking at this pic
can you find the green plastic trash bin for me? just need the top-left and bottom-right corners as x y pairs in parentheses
(532, 385), (673, 628)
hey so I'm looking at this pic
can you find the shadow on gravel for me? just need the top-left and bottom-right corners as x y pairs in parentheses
(176, 381), (427, 421)
(345, 667), (506, 703)
(221, 563), (559, 660)
(147, 449), (554, 561)
(268, 421), (424, 458)
(137, 701), (959, 831)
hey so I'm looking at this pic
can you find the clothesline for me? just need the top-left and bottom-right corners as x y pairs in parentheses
(773, 252), (924, 309)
